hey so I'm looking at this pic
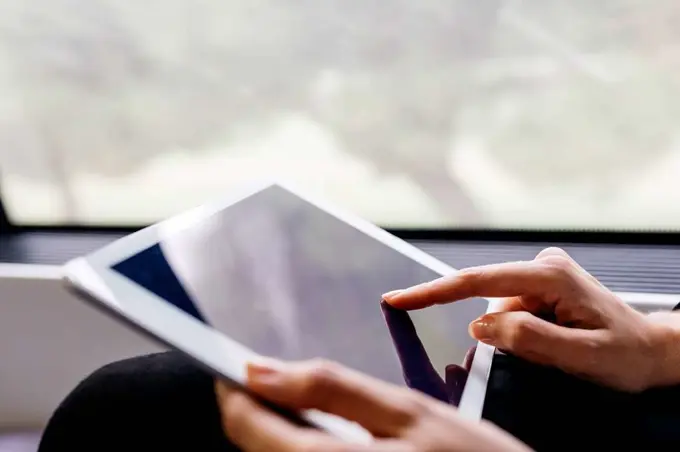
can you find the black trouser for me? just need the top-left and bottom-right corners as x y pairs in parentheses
(38, 351), (680, 452)
(38, 352), (235, 452)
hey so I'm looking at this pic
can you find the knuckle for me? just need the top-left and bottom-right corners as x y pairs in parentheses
(457, 268), (483, 291)
(303, 359), (343, 401)
(539, 255), (574, 279)
(508, 314), (542, 350)
(307, 359), (342, 383)
(391, 390), (432, 422)
(420, 276), (455, 305)
(536, 247), (569, 259)
(418, 279), (441, 304)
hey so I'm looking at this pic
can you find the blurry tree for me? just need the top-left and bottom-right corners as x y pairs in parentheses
(450, 0), (680, 205)
(481, 72), (680, 202)
(1, 0), (679, 224)
(303, 0), (504, 224)
(0, 0), (502, 223)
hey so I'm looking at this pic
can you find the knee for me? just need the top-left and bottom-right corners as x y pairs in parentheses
(39, 352), (219, 451)
(46, 351), (207, 420)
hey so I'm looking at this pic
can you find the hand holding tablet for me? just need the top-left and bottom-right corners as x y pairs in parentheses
(214, 358), (531, 452)
(58, 182), (680, 450)
(63, 181), (494, 442)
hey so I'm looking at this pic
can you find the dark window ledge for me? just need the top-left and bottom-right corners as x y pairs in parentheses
(2, 230), (680, 295)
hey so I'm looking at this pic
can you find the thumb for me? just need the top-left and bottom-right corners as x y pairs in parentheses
(469, 311), (603, 374)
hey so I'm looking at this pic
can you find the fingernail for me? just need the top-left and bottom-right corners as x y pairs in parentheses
(382, 289), (404, 302)
(469, 315), (497, 344)
(247, 358), (286, 385)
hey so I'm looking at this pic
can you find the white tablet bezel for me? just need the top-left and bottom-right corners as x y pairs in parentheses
(63, 179), (495, 442)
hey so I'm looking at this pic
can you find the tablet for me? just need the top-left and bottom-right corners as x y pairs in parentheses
(63, 181), (494, 443)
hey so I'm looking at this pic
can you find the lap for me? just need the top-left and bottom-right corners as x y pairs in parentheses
(38, 352), (235, 452)
(40, 351), (680, 451)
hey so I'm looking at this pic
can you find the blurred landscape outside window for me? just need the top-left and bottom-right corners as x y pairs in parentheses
(1, 0), (680, 229)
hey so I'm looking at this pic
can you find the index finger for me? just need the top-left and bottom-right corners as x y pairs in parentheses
(383, 261), (558, 310)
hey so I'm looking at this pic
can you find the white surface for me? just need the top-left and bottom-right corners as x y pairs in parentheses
(64, 181), (493, 441)
(0, 264), (164, 429)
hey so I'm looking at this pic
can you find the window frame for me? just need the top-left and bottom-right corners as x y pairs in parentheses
(2, 192), (679, 246)
(0, 172), (677, 244)
(0, 192), (12, 235)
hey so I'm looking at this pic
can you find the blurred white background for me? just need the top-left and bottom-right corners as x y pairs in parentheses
(1, 0), (680, 229)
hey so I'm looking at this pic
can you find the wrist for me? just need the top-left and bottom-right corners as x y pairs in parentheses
(644, 312), (680, 389)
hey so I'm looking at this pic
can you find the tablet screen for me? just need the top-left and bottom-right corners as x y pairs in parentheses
(111, 185), (488, 405)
